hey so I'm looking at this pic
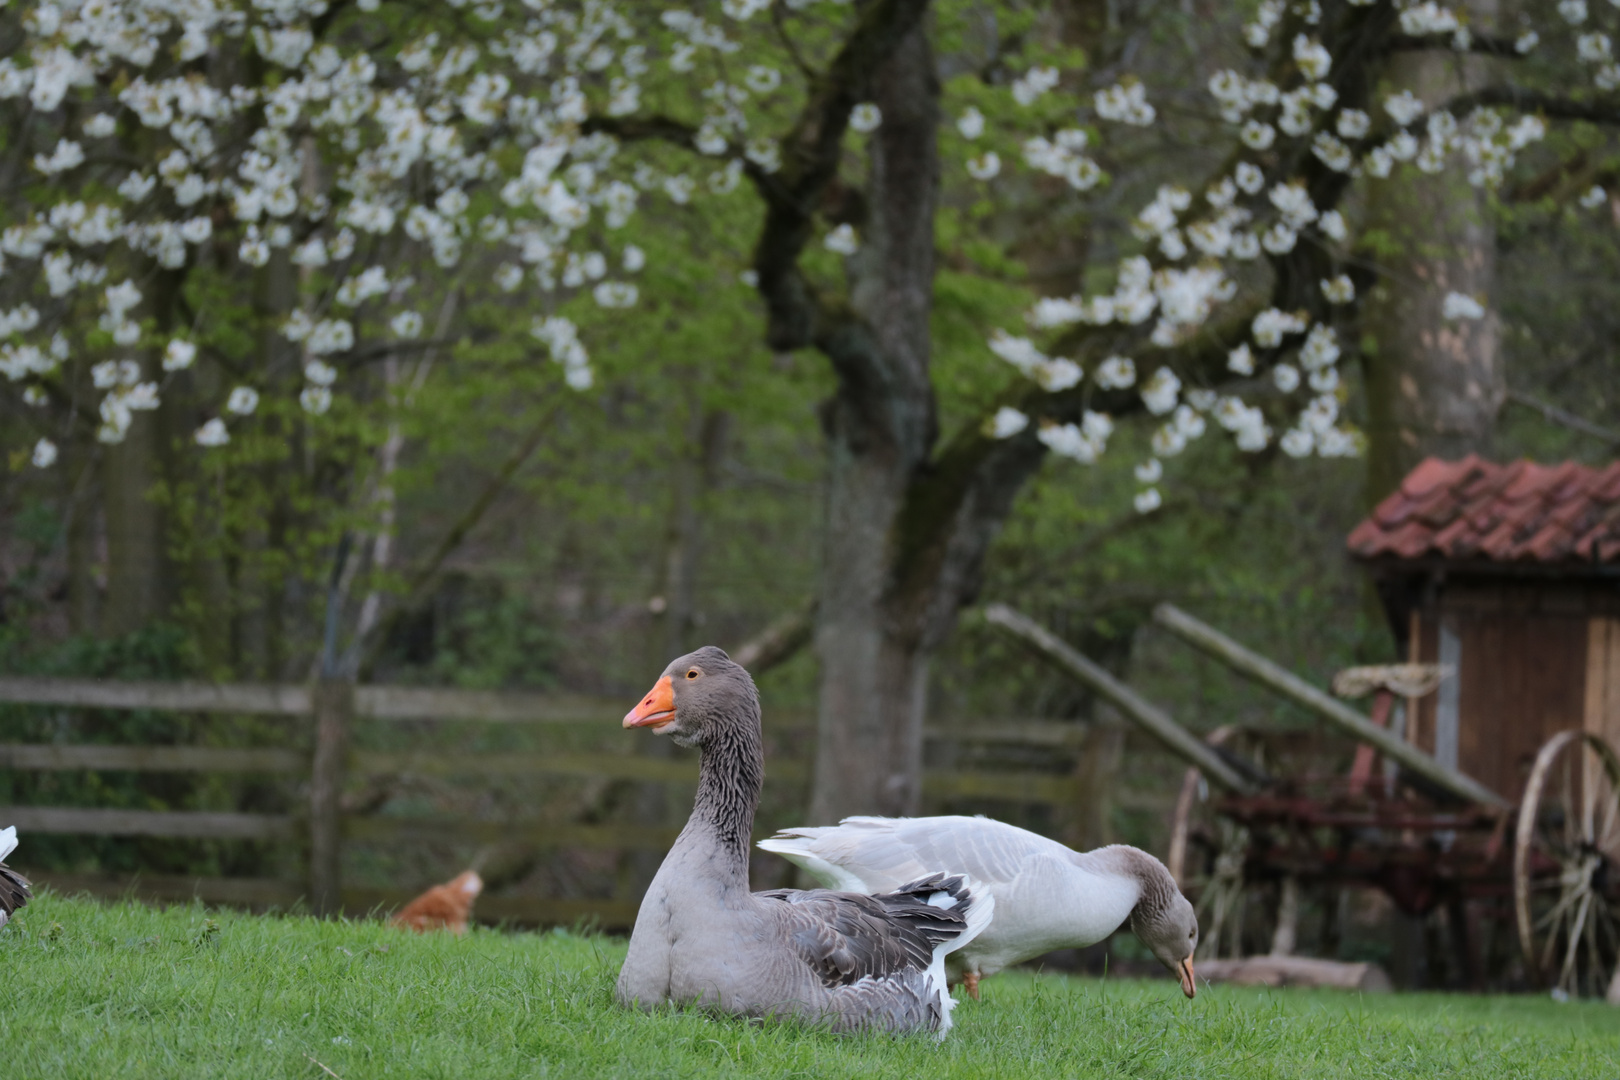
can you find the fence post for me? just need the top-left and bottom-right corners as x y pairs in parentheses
(310, 679), (353, 917)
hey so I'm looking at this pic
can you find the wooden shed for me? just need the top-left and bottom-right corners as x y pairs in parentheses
(1348, 455), (1620, 801)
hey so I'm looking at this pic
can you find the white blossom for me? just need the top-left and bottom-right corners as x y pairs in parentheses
(593, 281), (638, 308)
(391, 311), (424, 339)
(1273, 363), (1301, 392)
(1581, 185), (1608, 209)
(1013, 67), (1061, 106)
(1095, 356), (1136, 389)
(1241, 121), (1276, 150)
(164, 339), (197, 371)
(966, 152), (1002, 181)
(31, 437), (57, 467)
(1293, 35), (1331, 80)
(1228, 344), (1255, 375)
(195, 418), (230, 447)
(1385, 90), (1425, 126)
(1321, 275), (1355, 303)
(1135, 458), (1163, 484)
(301, 386), (333, 414)
(227, 386), (260, 416)
(745, 66), (781, 94)
(1134, 487), (1162, 513)
(849, 103), (882, 133)
(1319, 209), (1348, 242)
(1442, 292), (1486, 320)
(1280, 428), (1314, 457)
(1252, 308), (1308, 347)
(1336, 109), (1371, 139)
(1095, 82), (1155, 125)
(987, 406), (1030, 439)
(824, 224), (858, 255)
(957, 107), (985, 140)
(1140, 367), (1181, 415)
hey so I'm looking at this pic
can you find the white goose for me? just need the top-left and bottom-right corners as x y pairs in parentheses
(759, 815), (1199, 999)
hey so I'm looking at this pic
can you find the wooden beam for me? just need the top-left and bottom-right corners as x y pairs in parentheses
(309, 680), (352, 917)
(1151, 603), (1509, 808)
(350, 751), (715, 783)
(922, 769), (1077, 804)
(0, 807), (295, 839)
(0, 677), (309, 715)
(344, 817), (685, 850)
(984, 603), (1260, 794)
(352, 687), (622, 724)
(31, 874), (642, 927)
(0, 744), (304, 773)
(32, 872), (302, 906)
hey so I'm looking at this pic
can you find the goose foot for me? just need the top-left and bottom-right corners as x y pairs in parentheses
(963, 971), (980, 1001)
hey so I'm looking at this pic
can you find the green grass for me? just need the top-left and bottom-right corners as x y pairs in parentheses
(3, 892), (1617, 1079)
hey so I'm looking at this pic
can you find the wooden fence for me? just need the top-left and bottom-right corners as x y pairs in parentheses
(0, 676), (1149, 928)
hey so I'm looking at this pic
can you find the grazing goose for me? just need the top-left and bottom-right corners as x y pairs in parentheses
(615, 647), (993, 1036)
(759, 815), (1198, 1000)
(0, 826), (32, 930)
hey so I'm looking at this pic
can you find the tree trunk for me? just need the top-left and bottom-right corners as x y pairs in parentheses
(1361, 31), (1502, 506)
(102, 272), (178, 637)
(807, 24), (941, 823)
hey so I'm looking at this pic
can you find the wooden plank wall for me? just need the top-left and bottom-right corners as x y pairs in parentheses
(0, 677), (1137, 928)
(1415, 584), (1596, 801)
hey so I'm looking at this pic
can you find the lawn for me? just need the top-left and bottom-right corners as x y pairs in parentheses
(2, 892), (1616, 1079)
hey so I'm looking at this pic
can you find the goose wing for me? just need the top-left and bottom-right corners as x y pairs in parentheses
(756, 873), (982, 988)
(0, 863), (29, 920)
(760, 815), (1072, 892)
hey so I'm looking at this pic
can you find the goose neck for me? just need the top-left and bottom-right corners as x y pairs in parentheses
(687, 705), (765, 879)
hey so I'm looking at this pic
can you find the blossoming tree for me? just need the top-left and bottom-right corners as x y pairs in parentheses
(587, 0), (1617, 821)
(1, 0), (657, 645)
(4, 0), (1614, 818)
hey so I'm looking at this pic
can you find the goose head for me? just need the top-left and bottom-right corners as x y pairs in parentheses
(622, 645), (754, 748)
(1131, 888), (1199, 998)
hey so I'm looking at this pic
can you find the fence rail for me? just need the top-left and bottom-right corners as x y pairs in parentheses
(0, 675), (1137, 928)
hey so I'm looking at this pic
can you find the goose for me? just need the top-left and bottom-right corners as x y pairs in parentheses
(758, 815), (1198, 1000)
(615, 647), (994, 1036)
(0, 826), (32, 930)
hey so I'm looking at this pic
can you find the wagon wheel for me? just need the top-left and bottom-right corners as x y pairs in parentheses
(1167, 725), (1267, 960)
(1514, 730), (1620, 997)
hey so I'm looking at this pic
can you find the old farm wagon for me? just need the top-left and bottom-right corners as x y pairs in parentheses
(989, 456), (1620, 999)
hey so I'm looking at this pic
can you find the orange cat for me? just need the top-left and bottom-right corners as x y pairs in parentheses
(391, 870), (483, 934)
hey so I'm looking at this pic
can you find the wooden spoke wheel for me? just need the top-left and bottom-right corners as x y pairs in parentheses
(1514, 730), (1620, 997)
(1168, 725), (1269, 960)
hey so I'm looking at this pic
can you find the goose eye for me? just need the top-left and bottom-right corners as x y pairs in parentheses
(685, 669), (700, 680)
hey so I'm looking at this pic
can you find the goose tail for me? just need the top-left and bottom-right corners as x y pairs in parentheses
(756, 830), (867, 892)
(889, 873), (995, 1039)
(0, 826), (30, 931)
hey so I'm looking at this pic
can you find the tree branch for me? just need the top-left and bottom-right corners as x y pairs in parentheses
(1505, 388), (1620, 445)
(1385, 32), (1525, 59)
(353, 395), (562, 676)
(751, 0), (934, 352)
(1442, 86), (1620, 126)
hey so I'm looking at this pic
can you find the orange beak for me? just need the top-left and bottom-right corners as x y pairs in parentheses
(1178, 955), (1196, 999)
(624, 675), (676, 730)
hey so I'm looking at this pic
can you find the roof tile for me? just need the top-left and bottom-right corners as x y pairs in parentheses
(1350, 457), (1620, 567)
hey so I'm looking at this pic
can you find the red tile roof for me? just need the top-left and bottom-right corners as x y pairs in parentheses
(1348, 455), (1620, 566)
